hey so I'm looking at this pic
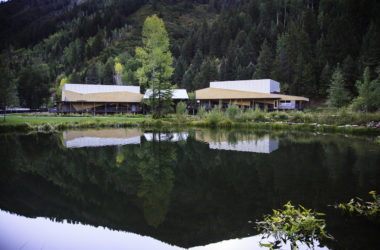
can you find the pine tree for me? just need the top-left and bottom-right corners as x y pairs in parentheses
(253, 40), (273, 79)
(136, 15), (174, 118)
(326, 66), (351, 108)
(319, 63), (332, 97)
(352, 67), (380, 112)
(342, 55), (357, 95)
(0, 63), (17, 121)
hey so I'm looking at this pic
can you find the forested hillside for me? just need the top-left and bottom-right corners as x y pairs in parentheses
(0, 0), (379, 108)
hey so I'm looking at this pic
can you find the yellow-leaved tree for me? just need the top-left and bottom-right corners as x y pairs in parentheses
(136, 14), (174, 118)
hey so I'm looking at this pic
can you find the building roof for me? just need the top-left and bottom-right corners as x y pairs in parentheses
(210, 79), (280, 94)
(63, 90), (143, 103)
(195, 87), (309, 101)
(63, 84), (140, 94)
(143, 89), (189, 99)
(62, 84), (142, 103)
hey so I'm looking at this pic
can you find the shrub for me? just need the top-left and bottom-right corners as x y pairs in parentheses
(176, 102), (188, 121)
(207, 106), (224, 127)
(268, 111), (278, 121)
(236, 108), (254, 122)
(197, 106), (207, 120)
(218, 118), (233, 128)
(277, 111), (289, 121)
(290, 111), (304, 123)
(226, 104), (241, 121)
(334, 191), (380, 219)
(253, 107), (266, 122)
(256, 201), (333, 249)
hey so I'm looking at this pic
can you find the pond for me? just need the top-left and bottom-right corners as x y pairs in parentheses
(0, 129), (379, 249)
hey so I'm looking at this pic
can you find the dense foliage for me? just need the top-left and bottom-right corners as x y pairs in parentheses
(335, 191), (380, 219)
(256, 201), (333, 249)
(0, 0), (379, 109)
(136, 15), (174, 118)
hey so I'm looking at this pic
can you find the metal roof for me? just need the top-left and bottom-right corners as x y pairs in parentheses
(143, 89), (189, 99)
(63, 90), (143, 103)
(195, 87), (309, 101)
(63, 84), (140, 94)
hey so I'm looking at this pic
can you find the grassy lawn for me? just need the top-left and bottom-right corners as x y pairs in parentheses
(0, 110), (379, 136)
(1, 114), (148, 125)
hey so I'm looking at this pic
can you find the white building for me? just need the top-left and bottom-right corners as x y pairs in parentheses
(196, 79), (309, 110)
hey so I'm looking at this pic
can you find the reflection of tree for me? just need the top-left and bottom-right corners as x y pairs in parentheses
(136, 133), (177, 228)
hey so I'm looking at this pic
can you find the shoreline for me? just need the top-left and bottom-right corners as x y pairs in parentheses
(1, 116), (379, 136)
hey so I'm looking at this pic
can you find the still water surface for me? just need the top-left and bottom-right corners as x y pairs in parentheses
(0, 129), (379, 249)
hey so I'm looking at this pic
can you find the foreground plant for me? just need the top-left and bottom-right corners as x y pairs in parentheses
(256, 201), (333, 249)
(334, 191), (379, 218)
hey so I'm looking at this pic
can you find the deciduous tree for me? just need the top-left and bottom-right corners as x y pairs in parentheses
(136, 15), (174, 118)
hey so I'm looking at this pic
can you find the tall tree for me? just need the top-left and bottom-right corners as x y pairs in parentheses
(136, 15), (174, 118)
(0, 63), (17, 121)
(352, 67), (380, 112)
(253, 40), (273, 79)
(326, 66), (351, 108)
(18, 63), (51, 109)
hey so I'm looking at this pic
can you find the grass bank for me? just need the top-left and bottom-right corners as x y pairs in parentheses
(1, 112), (380, 136)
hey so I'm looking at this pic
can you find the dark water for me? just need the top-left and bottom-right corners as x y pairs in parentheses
(0, 129), (379, 250)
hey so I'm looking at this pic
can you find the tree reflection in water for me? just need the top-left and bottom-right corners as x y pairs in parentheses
(136, 133), (176, 228)
(0, 129), (380, 249)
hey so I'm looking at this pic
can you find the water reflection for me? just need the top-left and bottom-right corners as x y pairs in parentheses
(0, 209), (327, 250)
(195, 131), (279, 153)
(0, 209), (181, 250)
(0, 129), (379, 249)
(63, 129), (143, 148)
(144, 132), (189, 142)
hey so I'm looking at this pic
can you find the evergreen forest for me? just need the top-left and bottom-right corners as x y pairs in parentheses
(0, 0), (379, 108)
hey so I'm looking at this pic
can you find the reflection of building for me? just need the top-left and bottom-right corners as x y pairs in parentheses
(195, 133), (279, 154)
(196, 79), (309, 110)
(144, 132), (188, 142)
(63, 129), (143, 148)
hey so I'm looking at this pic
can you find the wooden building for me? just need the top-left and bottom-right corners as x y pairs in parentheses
(57, 84), (143, 114)
(195, 79), (309, 110)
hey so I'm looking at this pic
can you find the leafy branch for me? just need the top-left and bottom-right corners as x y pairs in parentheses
(334, 191), (380, 218)
(256, 201), (333, 250)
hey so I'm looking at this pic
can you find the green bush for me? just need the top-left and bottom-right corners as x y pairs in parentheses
(290, 111), (305, 123)
(334, 191), (380, 219)
(236, 108), (254, 122)
(226, 104), (241, 121)
(218, 118), (233, 128)
(207, 106), (224, 127)
(176, 102), (188, 121)
(256, 201), (333, 249)
(197, 106), (207, 120)
(253, 107), (266, 122)
(277, 111), (289, 121)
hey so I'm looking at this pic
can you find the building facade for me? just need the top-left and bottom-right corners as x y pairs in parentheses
(195, 79), (309, 110)
(57, 84), (143, 114)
